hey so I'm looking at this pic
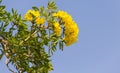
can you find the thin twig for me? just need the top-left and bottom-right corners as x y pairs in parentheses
(6, 59), (17, 73)
(0, 37), (17, 73)
(19, 31), (37, 45)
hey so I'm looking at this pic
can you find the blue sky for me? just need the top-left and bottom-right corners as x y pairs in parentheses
(1, 0), (120, 73)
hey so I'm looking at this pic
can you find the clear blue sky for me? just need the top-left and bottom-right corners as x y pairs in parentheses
(1, 0), (120, 73)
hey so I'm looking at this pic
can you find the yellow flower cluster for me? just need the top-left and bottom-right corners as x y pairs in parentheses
(35, 17), (45, 25)
(24, 10), (45, 25)
(24, 10), (40, 21)
(53, 10), (79, 46)
(53, 22), (61, 36)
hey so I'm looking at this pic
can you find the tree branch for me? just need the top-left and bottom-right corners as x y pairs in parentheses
(19, 30), (37, 45)
(6, 59), (17, 73)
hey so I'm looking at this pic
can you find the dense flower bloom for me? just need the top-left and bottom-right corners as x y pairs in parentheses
(35, 17), (45, 25)
(24, 13), (33, 21)
(53, 22), (61, 36)
(24, 10), (40, 21)
(53, 11), (72, 23)
(53, 10), (79, 46)
(64, 21), (79, 46)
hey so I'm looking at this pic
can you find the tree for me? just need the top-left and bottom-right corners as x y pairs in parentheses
(0, 0), (79, 73)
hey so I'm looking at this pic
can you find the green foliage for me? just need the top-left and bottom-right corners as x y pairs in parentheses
(0, 1), (62, 73)
(48, 1), (57, 9)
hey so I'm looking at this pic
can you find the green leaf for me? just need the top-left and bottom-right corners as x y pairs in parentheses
(0, 5), (5, 10)
(32, 6), (39, 11)
(59, 41), (64, 51)
(47, 1), (57, 9)
(12, 8), (14, 14)
(0, 0), (2, 4)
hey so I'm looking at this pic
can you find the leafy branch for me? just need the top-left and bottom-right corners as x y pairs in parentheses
(0, 0), (79, 73)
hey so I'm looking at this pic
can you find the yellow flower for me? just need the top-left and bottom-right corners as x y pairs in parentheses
(28, 10), (40, 17)
(32, 11), (40, 17)
(35, 17), (45, 25)
(53, 10), (79, 46)
(24, 13), (33, 21)
(53, 10), (72, 22)
(64, 21), (79, 46)
(64, 22), (79, 46)
(24, 10), (40, 21)
(53, 13), (58, 17)
(53, 22), (61, 36)
(64, 36), (78, 46)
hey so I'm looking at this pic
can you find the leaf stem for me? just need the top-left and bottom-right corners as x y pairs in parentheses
(19, 31), (37, 45)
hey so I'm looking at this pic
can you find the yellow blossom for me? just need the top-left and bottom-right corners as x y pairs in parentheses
(53, 10), (79, 46)
(35, 17), (45, 25)
(64, 22), (79, 46)
(24, 13), (33, 21)
(53, 22), (61, 36)
(28, 10), (40, 17)
(24, 10), (40, 21)
(53, 10), (72, 22)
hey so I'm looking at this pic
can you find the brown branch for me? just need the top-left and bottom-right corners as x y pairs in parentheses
(6, 59), (17, 73)
(0, 37), (17, 73)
